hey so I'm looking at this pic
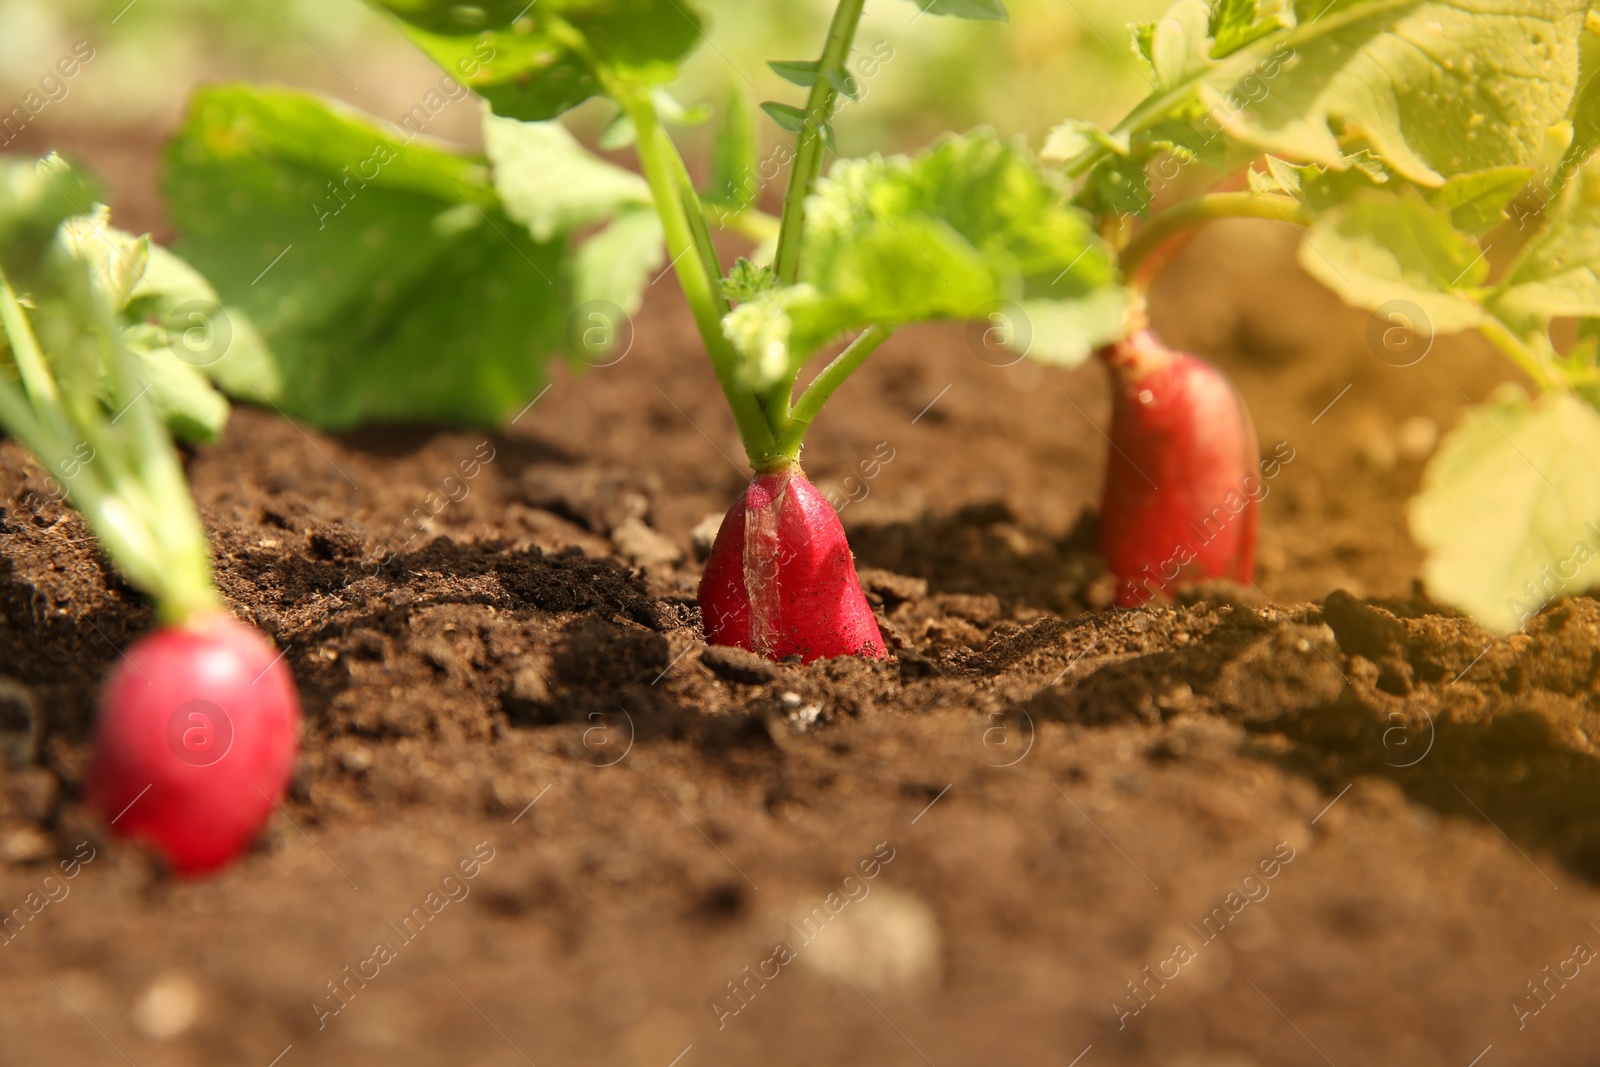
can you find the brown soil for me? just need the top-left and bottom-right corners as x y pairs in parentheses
(4, 132), (1600, 1067)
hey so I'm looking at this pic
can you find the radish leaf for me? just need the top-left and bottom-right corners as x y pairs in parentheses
(1212, 0), (1587, 185)
(722, 131), (1120, 382)
(1069, 0), (1587, 200)
(1208, 0), (1288, 59)
(1150, 0), (1214, 91)
(1041, 121), (1127, 171)
(1557, 18), (1600, 189)
(706, 87), (759, 211)
(909, 0), (1008, 21)
(121, 335), (232, 443)
(0, 155), (99, 284)
(721, 258), (776, 304)
(761, 102), (810, 135)
(769, 60), (820, 87)
(53, 203), (247, 443)
(484, 113), (652, 242)
(1428, 167), (1533, 235)
(365, 0), (706, 121)
(573, 208), (665, 319)
(164, 85), (567, 429)
(1411, 386), (1600, 632)
(1131, 22), (1158, 76)
(1298, 188), (1487, 333)
(1489, 161), (1600, 339)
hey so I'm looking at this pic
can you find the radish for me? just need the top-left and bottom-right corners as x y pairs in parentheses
(0, 168), (302, 876)
(83, 614), (301, 875)
(1096, 327), (1259, 607)
(699, 466), (886, 663)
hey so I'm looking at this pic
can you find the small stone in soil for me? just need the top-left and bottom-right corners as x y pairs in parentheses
(521, 466), (655, 533)
(132, 973), (202, 1040)
(611, 517), (683, 569)
(507, 665), (553, 706)
(690, 512), (723, 560)
(701, 645), (780, 685)
(1, 827), (53, 863)
(856, 567), (929, 607)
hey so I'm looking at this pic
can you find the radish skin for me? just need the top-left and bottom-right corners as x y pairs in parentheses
(699, 466), (886, 663)
(84, 613), (301, 876)
(1097, 329), (1259, 607)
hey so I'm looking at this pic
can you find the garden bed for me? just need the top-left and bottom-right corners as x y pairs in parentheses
(3, 154), (1599, 1064)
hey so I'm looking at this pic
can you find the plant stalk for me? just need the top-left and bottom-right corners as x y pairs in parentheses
(624, 91), (781, 463)
(772, 0), (867, 286)
(0, 266), (219, 622)
(1118, 192), (1312, 287)
(1477, 314), (1564, 393)
(778, 323), (892, 456)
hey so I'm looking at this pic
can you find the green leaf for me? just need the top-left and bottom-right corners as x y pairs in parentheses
(598, 109), (637, 150)
(1150, 0), (1214, 90)
(483, 112), (651, 242)
(365, 0), (706, 121)
(1073, 0), (1587, 199)
(0, 154), (99, 284)
(720, 257), (776, 303)
(123, 331), (232, 443)
(164, 85), (567, 429)
(126, 243), (277, 398)
(1557, 15), (1600, 189)
(1411, 386), (1600, 633)
(1489, 159), (1600, 337)
(706, 86), (759, 211)
(0, 158), (219, 615)
(721, 130), (1121, 385)
(1298, 188), (1487, 334)
(572, 209), (664, 315)
(1210, 0), (1589, 185)
(1083, 154), (1154, 218)
(1131, 22), (1158, 72)
(1247, 150), (1390, 213)
(1428, 167), (1533, 235)
(56, 208), (241, 443)
(761, 101), (810, 135)
(768, 60), (819, 87)
(826, 67), (862, 102)
(1040, 120), (1126, 171)
(1246, 154), (1316, 199)
(1208, 0), (1288, 59)
(58, 209), (149, 311)
(908, 0), (1008, 21)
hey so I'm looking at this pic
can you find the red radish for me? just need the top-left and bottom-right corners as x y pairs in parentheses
(84, 613), (301, 876)
(0, 178), (305, 879)
(1096, 328), (1259, 607)
(699, 465), (886, 663)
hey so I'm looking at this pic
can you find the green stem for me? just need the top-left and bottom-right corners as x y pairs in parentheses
(664, 129), (728, 309)
(94, 287), (219, 621)
(0, 281), (61, 410)
(777, 324), (892, 456)
(772, 0), (867, 286)
(1119, 192), (1312, 283)
(623, 91), (780, 463)
(1478, 314), (1564, 393)
(0, 266), (219, 622)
